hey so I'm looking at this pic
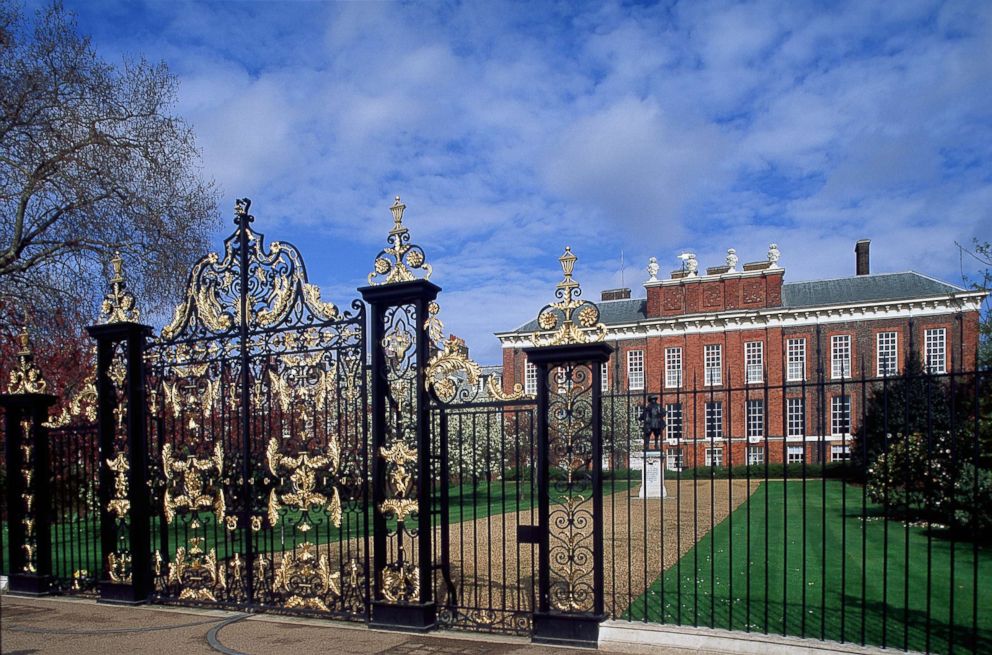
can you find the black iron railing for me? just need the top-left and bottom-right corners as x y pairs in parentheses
(600, 361), (990, 655)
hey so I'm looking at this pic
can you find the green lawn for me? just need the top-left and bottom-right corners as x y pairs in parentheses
(625, 480), (992, 654)
(1, 480), (550, 578)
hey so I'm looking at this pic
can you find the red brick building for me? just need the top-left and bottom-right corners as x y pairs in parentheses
(495, 241), (985, 469)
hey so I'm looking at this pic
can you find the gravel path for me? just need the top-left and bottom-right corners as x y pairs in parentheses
(437, 478), (759, 623)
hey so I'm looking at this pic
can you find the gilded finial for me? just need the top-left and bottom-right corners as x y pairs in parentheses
(389, 196), (406, 234)
(368, 195), (432, 285)
(7, 325), (48, 394)
(234, 198), (254, 225)
(100, 251), (140, 324)
(531, 247), (606, 346)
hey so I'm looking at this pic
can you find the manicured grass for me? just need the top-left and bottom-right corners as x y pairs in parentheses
(0, 480), (582, 576)
(625, 480), (992, 654)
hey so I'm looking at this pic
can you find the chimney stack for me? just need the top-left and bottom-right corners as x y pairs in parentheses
(601, 288), (631, 302)
(855, 239), (870, 276)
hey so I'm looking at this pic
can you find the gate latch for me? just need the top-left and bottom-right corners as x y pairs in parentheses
(516, 525), (540, 544)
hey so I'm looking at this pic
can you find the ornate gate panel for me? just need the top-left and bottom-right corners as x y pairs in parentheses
(145, 199), (369, 617)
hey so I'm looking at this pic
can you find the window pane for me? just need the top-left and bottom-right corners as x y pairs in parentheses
(745, 341), (763, 383)
(831, 395), (851, 435)
(746, 399), (764, 438)
(705, 401), (723, 439)
(925, 328), (946, 374)
(627, 350), (644, 390)
(831, 335), (851, 379)
(665, 347), (682, 388)
(704, 344), (722, 386)
(665, 403), (683, 440)
(787, 397), (805, 437)
(876, 332), (898, 377)
(787, 338), (806, 382)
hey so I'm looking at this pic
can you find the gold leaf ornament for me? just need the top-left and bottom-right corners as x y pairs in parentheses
(530, 247), (607, 346)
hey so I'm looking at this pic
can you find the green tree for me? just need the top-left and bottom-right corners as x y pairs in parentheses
(853, 352), (952, 470)
(0, 1), (217, 341)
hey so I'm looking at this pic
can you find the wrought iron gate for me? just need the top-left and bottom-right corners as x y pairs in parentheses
(143, 200), (370, 617)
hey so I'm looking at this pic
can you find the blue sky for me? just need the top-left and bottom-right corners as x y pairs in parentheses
(53, 0), (992, 363)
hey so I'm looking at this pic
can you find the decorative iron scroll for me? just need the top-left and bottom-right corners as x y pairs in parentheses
(423, 300), (531, 404)
(367, 197), (432, 286)
(147, 198), (368, 616)
(103, 341), (134, 584)
(265, 436), (342, 528)
(161, 442), (226, 524)
(44, 370), (96, 428)
(531, 247), (606, 347)
(423, 301), (480, 403)
(168, 519), (227, 602)
(377, 304), (422, 603)
(547, 363), (595, 613)
(161, 198), (341, 341)
(18, 419), (37, 573)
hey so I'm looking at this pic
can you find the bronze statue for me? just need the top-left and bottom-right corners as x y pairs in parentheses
(638, 396), (666, 451)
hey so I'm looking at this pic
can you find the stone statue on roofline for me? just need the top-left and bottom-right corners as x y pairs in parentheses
(726, 248), (738, 272)
(646, 257), (660, 281)
(768, 243), (781, 268)
(685, 253), (698, 277)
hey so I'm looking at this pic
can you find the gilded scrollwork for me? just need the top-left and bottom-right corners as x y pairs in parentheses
(44, 373), (97, 428)
(423, 301), (482, 403)
(107, 552), (133, 584)
(531, 247), (607, 347)
(106, 451), (130, 517)
(546, 363), (596, 614)
(19, 421), (37, 573)
(486, 376), (529, 401)
(161, 198), (343, 341)
(265, 437), (342, 529)
(168, 539), (226, 602)
(273, 541), (341, 611)
(380, 564), (419, 603)
(367, 196), (432, 285)
(162, 442), (226, 524)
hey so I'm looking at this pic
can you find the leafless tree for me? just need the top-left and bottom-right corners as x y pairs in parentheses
(0, 1), (218, 341)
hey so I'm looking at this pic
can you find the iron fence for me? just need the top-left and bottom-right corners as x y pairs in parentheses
(602, 363), (990, 655)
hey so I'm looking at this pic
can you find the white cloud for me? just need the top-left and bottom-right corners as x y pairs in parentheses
(63, 0), (992, 362)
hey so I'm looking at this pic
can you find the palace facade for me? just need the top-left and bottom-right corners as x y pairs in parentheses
(495, 240), (985, 469)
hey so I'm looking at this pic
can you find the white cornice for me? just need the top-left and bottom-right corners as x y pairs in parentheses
(495, 292), (985, 348)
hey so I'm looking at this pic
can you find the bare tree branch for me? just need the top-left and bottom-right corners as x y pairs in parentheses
(0, 1), (219, 341)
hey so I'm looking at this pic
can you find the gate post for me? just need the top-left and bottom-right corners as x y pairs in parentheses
(522, 248), (611, 648)
(359, 197), (440, 631)
(1, 327), (57, 595)
(86, 253), (154, 604)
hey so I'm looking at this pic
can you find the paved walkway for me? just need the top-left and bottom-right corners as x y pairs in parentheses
(0, 594), (907, 655)
(0, 594), (675, 655)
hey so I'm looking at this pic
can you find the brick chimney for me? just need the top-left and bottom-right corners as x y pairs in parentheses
(601, 288), (631, 301)
(855, 240), (870, 276)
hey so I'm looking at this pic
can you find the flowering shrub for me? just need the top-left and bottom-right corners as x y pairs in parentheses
(866, 432), (957, 517)
(953, 464), (992, 535)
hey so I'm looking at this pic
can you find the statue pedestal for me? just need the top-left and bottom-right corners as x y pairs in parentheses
(633, 451), (666, 499)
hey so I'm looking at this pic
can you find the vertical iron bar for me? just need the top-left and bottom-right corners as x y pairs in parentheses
(237, 214), (254, 605)
(535, 361), (550, 614)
